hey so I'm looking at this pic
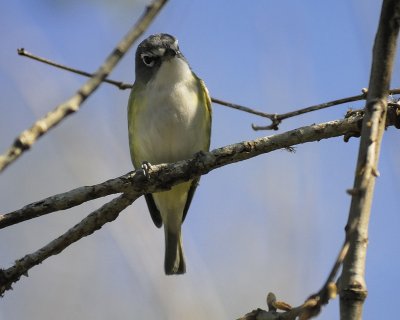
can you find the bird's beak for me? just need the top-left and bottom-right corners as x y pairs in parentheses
(163, 48), (178, 60)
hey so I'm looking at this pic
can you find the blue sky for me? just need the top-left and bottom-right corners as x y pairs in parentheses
(0, 1), (399, 319)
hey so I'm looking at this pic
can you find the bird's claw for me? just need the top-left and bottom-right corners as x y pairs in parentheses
(141, 161), (152, 179)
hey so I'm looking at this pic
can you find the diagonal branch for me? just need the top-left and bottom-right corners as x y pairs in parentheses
(236, 106), (400, 320)
(0, 0), (168, 174)
(16, 47), (400, 131)
(17, 48), (134, 90)
(0, 192), (138, 296)
(1, 104), (399, 230)
(339, 1), (400, 319)
(238, 243), (346, 320)
(236, 207), (357, 320)
(0, 172), (135, 229)
(0, 114), (365, 297)
(0, 104), (399, 298)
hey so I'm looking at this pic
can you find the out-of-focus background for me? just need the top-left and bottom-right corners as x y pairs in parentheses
(0, 1), (399, 319)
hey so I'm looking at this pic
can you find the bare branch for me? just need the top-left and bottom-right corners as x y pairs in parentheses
(340, 1), (400, 319)
(237, 227), (349, 320)
(16, 47), (400, 131)
(0, 193), (138, 296)
(236, 104), (399, 319)
(17, 48), (134, 90)
(0, 0), (168, 174)
(210, 97), (277, 122)
(1, 107), (366, 298)
(251, 93), (367, 131)
(2, 105), (399, 230)
(0, 107), (398, 299)
(237, 291), (330, 320)
(0, 172), (135, 229)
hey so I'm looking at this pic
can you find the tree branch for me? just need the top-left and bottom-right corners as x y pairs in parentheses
(17, 48), (134, 90)
(0, 106), (398, 298)
(236, 221), (350, 320)
(0, 172), (135, 229)
(0, 112), (366, 297)
(0, 193), (137, 296)
(237, 88), (397, 320)
(340, 1), (400, 319)
(0, 0), (168, 174)
(1, 104), (399, 230)
(16, 47), (400, 131)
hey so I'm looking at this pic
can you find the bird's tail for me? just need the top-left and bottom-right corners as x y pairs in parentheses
(164, 227), (186, 275)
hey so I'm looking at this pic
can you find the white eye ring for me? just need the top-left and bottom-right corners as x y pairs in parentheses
(141, 54), (155, 67)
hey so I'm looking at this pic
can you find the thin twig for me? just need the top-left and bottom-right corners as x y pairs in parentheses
(251, 94), (367, 130)
(237, 233), (350, 320)
(340, 1), (400, 319)
(2, 104), (399, 231)
(251, 88), (400, 131)
(0, 192), (138, 296)
(16, 48), (277, 119)
(210, 97), (276, 120)
(0, 0), (168, 174)
(317, 239), (349, 303)
(16, 47), (400, 132)
(238, 294), (320, 320)
(17, 48), (134, 90)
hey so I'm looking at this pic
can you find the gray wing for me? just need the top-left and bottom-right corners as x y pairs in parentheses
(182, 178), (200, 223)
(144, 194), (163, 228)
(180, 77), (211, 222)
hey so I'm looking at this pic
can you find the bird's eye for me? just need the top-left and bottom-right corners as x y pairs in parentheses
(141, 54), (155, 67)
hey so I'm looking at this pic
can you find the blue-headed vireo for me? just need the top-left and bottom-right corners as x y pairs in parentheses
(127, 34), (212, 275)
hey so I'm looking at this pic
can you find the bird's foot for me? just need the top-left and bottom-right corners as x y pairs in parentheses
(194, 150), (207, 159)
(193, 150), (213, 168)
(141, 161), (153, 179)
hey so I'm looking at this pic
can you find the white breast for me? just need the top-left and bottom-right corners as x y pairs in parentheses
(135, 58), (208, 164)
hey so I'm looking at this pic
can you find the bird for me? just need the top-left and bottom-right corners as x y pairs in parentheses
(127, 33), (212, 275)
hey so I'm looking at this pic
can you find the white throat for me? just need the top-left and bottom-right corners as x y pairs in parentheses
(149, 57), (193, 90)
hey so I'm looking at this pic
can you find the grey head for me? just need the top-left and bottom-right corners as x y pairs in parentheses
(135, 33), (186, 83)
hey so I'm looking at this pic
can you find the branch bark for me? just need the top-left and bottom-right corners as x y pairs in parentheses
(0, 0), (168, 173)
(0, 172), (135, 229)
(339, 1), (400, 319)
(0, 193), (137, 296)
(1, 105), (399, 230)
(0, 105), (399, 296)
